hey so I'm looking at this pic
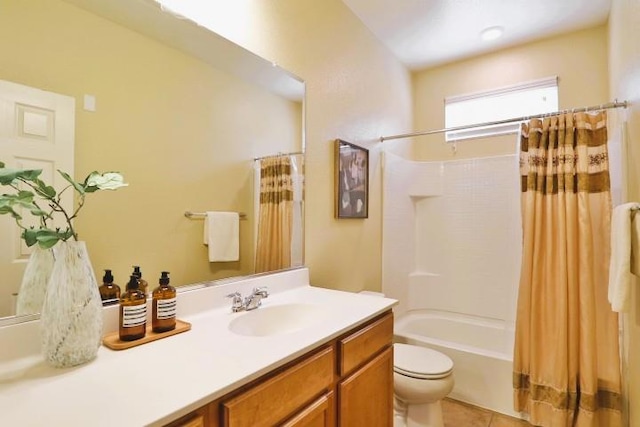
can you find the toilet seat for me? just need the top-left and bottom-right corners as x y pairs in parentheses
(393, 343), (454, 380)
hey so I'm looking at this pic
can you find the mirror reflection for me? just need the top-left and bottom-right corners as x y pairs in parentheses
(0, 0), (305, 320)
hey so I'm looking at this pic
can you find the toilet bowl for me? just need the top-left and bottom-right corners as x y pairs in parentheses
(393, 343), (454, 427)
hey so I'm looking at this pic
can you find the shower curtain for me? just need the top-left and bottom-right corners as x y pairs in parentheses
(254, 155), (294, 273)
(513, 111), (622, 426)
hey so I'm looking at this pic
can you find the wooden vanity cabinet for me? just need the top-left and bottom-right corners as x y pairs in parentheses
(222, 346), (335, 427)
(164, 311), (393, 427)
(337, 312), (394, 427)
(280, 391), (336, 427)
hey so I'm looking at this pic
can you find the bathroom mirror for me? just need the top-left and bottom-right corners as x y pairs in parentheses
(0, 0), (305, 321)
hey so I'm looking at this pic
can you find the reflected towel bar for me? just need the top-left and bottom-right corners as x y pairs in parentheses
(185, 211), (247, 220)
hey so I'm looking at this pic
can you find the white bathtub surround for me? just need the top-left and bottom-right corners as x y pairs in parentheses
(0, 267), (397, 426)
(382, 152), (522, 416)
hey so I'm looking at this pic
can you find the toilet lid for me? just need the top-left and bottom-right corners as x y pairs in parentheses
(393, 343), (454, 380)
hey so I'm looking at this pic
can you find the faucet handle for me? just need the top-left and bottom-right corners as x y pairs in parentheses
(253, 287), (269, 298)
(226, 292), (244, 312)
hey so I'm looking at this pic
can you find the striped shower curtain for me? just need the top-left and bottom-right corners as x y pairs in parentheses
(254, 156), (294, 273)
(513, 111), (622, 426)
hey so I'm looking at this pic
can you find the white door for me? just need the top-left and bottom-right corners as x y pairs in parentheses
(0, 80), (75, 317)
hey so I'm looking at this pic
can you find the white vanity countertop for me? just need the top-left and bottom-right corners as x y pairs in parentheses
(0, 271), (396, 427)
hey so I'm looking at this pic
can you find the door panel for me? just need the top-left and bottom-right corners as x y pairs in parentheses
(338, 347), (393, 427)
(0, 79), (74, 317)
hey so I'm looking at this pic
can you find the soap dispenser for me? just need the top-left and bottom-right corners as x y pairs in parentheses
(152, 271), (177, 333)
(119, 275), (147, 341)
(132, 265), (149, 297)
(98, 269), (121, 305)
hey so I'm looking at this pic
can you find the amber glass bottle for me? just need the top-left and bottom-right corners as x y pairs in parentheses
(98, 269), (121, 305)
(132, 265), (149, 297)
(152, 271), (177, 333)
(119, 275), (147, 341)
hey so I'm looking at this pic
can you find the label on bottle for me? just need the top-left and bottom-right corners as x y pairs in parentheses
(122, 304), (147, 327)
(156, 297), (177, 320)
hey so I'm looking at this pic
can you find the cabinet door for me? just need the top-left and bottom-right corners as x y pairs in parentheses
(338, 347), (393, 427)
(223, 346), (334, 427)
(281, 392), (335, 427)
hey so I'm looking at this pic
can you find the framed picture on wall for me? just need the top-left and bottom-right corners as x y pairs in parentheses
(335, 139), (369, 219)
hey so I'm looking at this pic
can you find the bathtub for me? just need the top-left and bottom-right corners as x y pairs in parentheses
(394, 310), (523, 418)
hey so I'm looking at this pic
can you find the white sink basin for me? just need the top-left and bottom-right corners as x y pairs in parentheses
(228, 303), (327, 337)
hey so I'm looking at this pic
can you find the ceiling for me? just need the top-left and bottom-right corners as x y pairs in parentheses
(342, 0), (611, 70)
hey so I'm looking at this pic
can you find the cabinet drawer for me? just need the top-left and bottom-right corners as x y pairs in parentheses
(222, 346), (334, 427)
(281, 391), (335, 427)
(339, 312), (393, 376)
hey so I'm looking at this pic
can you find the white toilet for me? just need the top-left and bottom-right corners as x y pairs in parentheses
(393, 343), (455, 427)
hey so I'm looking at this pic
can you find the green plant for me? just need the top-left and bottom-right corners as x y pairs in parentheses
(0, 161), (127, 248)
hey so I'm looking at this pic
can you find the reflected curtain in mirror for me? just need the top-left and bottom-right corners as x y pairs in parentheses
(255, 155), (301, 273)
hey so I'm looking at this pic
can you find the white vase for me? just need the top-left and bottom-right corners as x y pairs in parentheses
(40, 240), (104, 368)
(15, 246), (55, 316)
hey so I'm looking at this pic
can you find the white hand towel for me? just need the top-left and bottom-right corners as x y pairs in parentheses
(203, 212), (239, 262)
(608, 202), (640, 312)
(631, 214), (640, 276)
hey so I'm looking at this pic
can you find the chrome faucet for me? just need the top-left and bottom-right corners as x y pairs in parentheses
(226, 292), (244, 312)
(226, 287), (269, 312)
(244, 287), (269, 310)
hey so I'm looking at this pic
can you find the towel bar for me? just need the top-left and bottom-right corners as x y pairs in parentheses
(185, 211), (247, 220)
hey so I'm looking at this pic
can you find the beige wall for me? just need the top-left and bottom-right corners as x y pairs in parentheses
(188, 0), (414, 292)
(609, 0), (640, 423)
(412, 26), (609, 161)
(0, 0), (301, 287)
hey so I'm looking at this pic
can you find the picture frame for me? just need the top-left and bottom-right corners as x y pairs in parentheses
(335, 139), (369, 218)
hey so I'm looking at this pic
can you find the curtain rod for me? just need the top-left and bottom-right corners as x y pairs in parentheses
(380, 100), (629, 142)
(254, 151), (303, 161)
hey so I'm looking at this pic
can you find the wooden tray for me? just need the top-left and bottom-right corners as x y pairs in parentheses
(102, 319), (191, 350)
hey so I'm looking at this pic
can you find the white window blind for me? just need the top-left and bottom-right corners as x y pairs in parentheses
(444, 77), (558, 142)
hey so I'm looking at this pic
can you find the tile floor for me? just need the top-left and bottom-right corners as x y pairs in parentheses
(442, 398), (532, 427)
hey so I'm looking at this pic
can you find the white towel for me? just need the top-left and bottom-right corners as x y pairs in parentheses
(203, 212), (239, 262)
(608, 202), (640, 312)
(631, 214), (640, 277)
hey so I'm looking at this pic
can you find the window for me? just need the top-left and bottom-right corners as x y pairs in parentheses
(444, 77), (558, 142)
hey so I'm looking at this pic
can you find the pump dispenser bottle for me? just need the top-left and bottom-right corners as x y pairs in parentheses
(99, 269), (121, 304)
(119, 275), (147, 341)
(132, 265), (149, 297)
(152, 271), (177, 332)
